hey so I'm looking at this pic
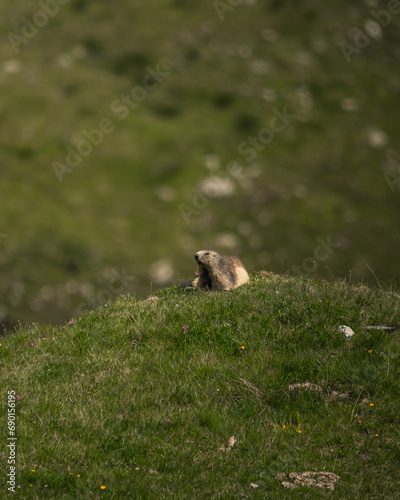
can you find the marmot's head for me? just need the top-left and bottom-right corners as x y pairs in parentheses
(194, 250), (219, 268)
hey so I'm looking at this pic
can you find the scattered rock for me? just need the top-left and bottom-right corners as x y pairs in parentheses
(338, 325), (355, 338)
(288, 382), (350, 403)
(198, 176), (236, 198)
(218, 436), (236, 452)
(250, 483), (259, 489)
(368, 129), (388, 149)
(326, 390), (350, 402)
(277, 471), (340, 491)
(149, 259), (174, 285)
(282, 481), (298, 489)
(288, 382), (323, 393)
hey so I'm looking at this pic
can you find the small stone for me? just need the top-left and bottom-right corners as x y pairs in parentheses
(282, 481), (298, 489)
(368, 129), (387, 148)
(282, 471), (340, 491)
(326, 390), (350, 402)
(288, 382), (323, 393)
(250, 483), (259, 489)
(338, 325), (355, 338)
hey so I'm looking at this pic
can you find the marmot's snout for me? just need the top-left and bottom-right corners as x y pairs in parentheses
(194, 252), (203, 264)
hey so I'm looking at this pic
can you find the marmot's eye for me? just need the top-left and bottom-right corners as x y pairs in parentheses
(205, 252), (209, 256)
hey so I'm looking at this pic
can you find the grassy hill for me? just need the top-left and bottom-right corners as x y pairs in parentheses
(1, 274), (400, 498)
(0, 0), (400, 326)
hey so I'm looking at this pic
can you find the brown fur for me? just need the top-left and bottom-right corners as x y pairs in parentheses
(182, 250), (249, 291)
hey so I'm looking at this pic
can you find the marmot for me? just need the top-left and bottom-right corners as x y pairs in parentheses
(182, 250), (249, 291)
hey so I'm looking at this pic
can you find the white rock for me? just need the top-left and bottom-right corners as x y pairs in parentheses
(365, 20), (382, 39)
(3, 60), (22, 74)
(338, 325), (355, 339)
(368, 129), (388, 148)
(198, 176), (235, 198)
(156, 185), (176, 202)
(149, 260), (174, 285)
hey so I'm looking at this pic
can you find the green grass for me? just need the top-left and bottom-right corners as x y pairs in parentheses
(1, 273), (400, 498)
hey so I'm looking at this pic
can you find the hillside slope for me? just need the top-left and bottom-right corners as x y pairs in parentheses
(1, 273), (400, 498)
(1, 0), (400, 326)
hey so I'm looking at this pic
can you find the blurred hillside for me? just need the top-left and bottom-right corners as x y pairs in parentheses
(0, 0), (399, 327)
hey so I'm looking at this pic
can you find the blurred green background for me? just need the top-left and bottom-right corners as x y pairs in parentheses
(0, 0), (399, 328)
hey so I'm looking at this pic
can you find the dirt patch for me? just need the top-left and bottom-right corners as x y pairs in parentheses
(277, 471), (340, 491)
(288, 382), (324, 393)
(288, 382), (351, 403)
(326, 390), (350, 402)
